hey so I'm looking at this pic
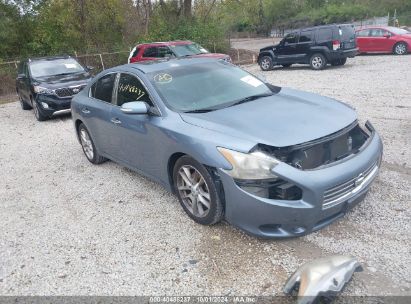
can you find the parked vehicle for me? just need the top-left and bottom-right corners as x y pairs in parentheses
(128, 40), (231, 63)
(16, 56), (93, 121)
(258, 24), (358, 71)
(356, 26), (411, 55)
(72, 58), (382, 238)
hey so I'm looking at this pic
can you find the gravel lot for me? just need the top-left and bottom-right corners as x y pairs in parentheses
(0, 54), (410, 297)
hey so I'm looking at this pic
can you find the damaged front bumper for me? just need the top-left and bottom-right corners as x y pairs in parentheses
(283, 255), (362, 304)
(219, 125), (383, 238)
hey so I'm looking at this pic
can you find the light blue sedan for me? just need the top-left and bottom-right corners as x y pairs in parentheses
(71, 58), (383, 238)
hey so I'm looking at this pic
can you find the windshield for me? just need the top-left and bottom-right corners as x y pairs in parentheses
(387, 27), (410, 35)
(148, 61), (272, 112)
(29, 58), (85, 77)
(170, 43), (209, 57)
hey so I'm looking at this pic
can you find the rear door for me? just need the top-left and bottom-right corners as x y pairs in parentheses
(356, 29), (371, 52)
(296, 29), (314, 62)
(316, 27), (334, 51)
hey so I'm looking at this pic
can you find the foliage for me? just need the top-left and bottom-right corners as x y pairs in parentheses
(0, 0), (410, 60)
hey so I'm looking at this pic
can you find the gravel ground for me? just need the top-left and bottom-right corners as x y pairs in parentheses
(0, 54), (410, 297)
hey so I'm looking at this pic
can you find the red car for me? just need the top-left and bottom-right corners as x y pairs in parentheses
(356, 26), (411, 55)
(128, 40), (231, 63)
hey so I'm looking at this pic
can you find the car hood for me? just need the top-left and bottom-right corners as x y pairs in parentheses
(190, 53), (229, 59)
(33, 72), (93, 89)
(180, 87), (357, 148)
(260, 44), (279, 52)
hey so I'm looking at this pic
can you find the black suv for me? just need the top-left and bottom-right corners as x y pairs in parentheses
(16, 56), (93, 121)
(258, 24), (358, 71)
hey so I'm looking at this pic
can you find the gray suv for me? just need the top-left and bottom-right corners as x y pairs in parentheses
(258, 24), (358, 70)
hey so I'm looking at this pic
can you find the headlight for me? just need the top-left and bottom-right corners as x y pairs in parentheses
(33, 86), (55, 95)
(217, 147), (280, 180)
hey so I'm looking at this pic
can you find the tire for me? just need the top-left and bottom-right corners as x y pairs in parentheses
(78, 123), (107, 164)
(18, 93), (31, 110)
(310, 53), (327, 70)
(393, 42), (407, 55)
(259, 56), (273, 71)
(173, 155), (224, 226)
(331, 58), (347, 66)
(282, 64), (292, 68)
(32, 98), (47, 121)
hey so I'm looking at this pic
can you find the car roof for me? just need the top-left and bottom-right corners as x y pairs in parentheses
(27, 55), (73, 62)
(115, 57), (224, 74)
(290, 23), (354, 33)
(136, 41), (193, 48)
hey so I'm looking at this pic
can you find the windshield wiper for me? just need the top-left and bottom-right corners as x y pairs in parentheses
(184, 108), (214, 113)
(229, 93), (274, 107)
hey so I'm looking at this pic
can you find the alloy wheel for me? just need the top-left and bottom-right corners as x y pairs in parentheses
(311, 56), (323, 69)
(395, 43), (406, 55)
(177, 165), (211, 218)
(33, 102), (40, 119)
(79, 128), (94, 160)
(261, 58), (271, 70)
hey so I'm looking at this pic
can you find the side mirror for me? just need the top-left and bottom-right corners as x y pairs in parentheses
(121, 101), (149, 114)
(383, 34), (391, 38)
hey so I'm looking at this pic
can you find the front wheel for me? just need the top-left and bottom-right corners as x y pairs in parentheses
(394, 42), (407, 55)
(259, 56), (273, 71)
(310, 53), (327, 70)
(78, 123), (107, 164)
(173, 156), (224, 225)
(32, 98), (47, 121)
(19, 93), (31, 110)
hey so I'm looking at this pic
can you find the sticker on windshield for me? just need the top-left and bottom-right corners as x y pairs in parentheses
(240, 75), (263, 87)
(154, 73), (173, 84)
(65, 63), (77, 69)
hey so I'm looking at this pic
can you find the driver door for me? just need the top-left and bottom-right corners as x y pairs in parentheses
(109, 72), (159, 175)
(276, 32), (299, 64)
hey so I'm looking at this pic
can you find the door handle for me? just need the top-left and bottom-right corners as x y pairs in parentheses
(111, 117), (122, 125)
(81, 107), (90, 114)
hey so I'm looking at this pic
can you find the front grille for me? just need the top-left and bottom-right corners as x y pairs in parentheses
(55, 85), (86, 98)
(323, 162), (378, 209)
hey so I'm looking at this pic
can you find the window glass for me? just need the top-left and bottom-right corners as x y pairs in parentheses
(317, 28), (333, 42)
(116, 73), (152, 107)
(284, 33), (298, 44)
(143, 47), (158, 57)
(90, 73), (116, 103)
(132, 47), (140, 58)
(369, 29), (388, 37)
(169, 43), (209, 56)
(299, 30), (312, 43)
(356, 29), (370, 37)
(157, 46), (174, 58)
(29, 58), (85, 77)
(148, 61), (272, 112)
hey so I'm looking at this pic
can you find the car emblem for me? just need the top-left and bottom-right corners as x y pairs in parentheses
(72, 88), (80, 94)
(354, 173), (365, 187)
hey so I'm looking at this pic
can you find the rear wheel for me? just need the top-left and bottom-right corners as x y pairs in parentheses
(259, 56), (273, 71)
(78, 123), (107, 164)
(393, 42), (407, 55)
(173, 155), (224, 225)
(310, 53), (327, 70)
(331, 58), (347, 66)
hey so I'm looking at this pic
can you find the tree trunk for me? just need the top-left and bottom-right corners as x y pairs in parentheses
(183, 0), (191, 18)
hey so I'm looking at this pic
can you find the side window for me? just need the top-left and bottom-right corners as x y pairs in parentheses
(116, 73), (152, 107)
(284, 33), (298, 44)
(132, 47), (141, 58)
(90, 73), (116, 103)
(356, 29), (370, 37)
(299, 30), (313, 43)
(317, 28), (333, 42)
(157, 46), (174, 58)
(369, 29), (386, 37)
(143, 47), (158, 57)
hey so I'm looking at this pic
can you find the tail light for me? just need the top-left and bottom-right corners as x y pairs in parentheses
(332, 40), (341, 50)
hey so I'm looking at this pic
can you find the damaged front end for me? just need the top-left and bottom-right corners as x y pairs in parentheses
(255, 121), (374, 171)
(283, 255), (362, 304)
